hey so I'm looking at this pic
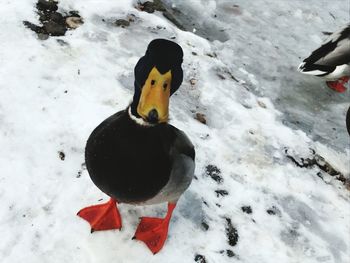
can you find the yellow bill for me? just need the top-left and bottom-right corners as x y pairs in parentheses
(137, 67), (172, 123)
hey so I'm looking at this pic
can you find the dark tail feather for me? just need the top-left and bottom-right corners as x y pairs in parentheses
(298, 62), (336, 76)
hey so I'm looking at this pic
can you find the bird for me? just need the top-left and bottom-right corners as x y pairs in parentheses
(346, 106), (350, 136)
(298, 24), (350, 92)
(77, 39), (195, 254)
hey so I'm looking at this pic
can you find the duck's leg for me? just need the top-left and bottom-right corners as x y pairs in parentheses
(133, 203), (176, 254)
(77, 198), (122, 232)
(326, 76), (349, 93)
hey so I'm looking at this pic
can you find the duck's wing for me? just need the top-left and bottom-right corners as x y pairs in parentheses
(171, 129), (195, 161)
(298, 24), (350, 76)
(144, 128), (195, 205)
(318, 38), (350, 66)
(163, 129), (195, 202)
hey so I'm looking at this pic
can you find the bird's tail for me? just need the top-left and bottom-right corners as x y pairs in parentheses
(297, 62), (335, 77)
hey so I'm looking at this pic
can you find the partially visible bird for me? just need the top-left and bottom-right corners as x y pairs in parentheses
(346, 106), (350, 136)
(298, 24), (350, 92)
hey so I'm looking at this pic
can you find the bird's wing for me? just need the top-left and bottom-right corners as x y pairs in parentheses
(144, 127), (195, 204)
(299, 24), (350, 75)
(314, 38), (350, 67)
(171, 128), (195, 161)
(166, 128), (195, 201)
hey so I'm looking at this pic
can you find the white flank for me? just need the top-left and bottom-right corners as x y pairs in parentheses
(324, 64), (350, 79)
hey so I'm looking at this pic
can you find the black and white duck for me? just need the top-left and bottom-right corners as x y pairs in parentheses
(298, 24), (350, 92)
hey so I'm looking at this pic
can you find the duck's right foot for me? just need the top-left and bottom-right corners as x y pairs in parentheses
(77, 198), (122, 232)
(326, 77), (349, 93)
(133, 203), (176, 254)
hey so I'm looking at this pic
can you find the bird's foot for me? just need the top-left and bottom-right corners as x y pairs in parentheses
(77, 198), (122, 232)
(133, 203), (176, 254)
(326, 77), (349, 93)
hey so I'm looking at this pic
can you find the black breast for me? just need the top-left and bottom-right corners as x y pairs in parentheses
(85, 110), (173, 203)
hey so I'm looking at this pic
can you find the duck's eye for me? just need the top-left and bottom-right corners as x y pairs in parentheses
(151, 80), (155, 85)
(163, 83), (168, 89)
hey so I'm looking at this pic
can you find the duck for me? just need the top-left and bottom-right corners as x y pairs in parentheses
(77, 39), (195, 254)
(298, 23), (350, 92)
(346, 106), (350, 136)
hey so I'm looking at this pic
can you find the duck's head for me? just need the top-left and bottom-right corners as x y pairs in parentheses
(129, 39), (183, 125)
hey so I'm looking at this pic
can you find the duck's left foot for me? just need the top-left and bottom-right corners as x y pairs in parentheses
(133, 203), (176, 254)
(77, 198), (122, 232)
(326, 77), (349, 93)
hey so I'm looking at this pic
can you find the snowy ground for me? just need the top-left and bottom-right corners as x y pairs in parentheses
(0, 1), (349, 263)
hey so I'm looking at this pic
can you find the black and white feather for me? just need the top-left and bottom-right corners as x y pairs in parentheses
(298, 24), (350, 79)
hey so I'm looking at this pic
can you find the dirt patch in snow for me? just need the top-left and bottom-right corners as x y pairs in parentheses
(225, 217), (239, 247)
(285, 148), (349, 188)
(23, 0), (83, 39)
(205, 165), (223, 184)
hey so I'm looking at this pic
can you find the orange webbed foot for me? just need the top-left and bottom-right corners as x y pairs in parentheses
(133, 203), (176, 254)
(77, 198), (122, 232)
(326, 77), (349, 93)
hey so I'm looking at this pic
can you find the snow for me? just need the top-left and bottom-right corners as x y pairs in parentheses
(0, 0), (349, 263)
